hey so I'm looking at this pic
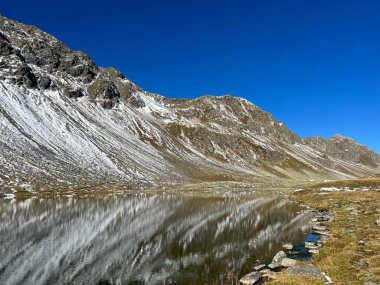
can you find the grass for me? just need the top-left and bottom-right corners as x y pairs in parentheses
(269, 177), (380, 285)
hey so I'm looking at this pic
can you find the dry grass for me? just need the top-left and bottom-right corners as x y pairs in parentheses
(270, 178), (380, 284)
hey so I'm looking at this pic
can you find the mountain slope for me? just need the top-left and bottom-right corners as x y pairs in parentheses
(0, 15), (379, 191)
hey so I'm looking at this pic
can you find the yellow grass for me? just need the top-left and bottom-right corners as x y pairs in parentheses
(269, 178), (380, 284)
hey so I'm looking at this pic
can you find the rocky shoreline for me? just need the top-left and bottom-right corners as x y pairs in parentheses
(239, 210), (334, 284)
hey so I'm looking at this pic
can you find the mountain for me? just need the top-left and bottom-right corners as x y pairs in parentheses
(0, 15), (379, 191)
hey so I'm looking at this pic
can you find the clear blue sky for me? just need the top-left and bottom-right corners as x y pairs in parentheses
(2, 1), (380, 152)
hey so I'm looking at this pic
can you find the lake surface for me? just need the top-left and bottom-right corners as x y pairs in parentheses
(0, 191), (313, 285)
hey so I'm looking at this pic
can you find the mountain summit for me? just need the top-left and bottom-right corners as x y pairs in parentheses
(0, 16), (379, 190)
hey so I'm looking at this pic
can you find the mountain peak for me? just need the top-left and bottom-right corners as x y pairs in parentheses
(330, 134), (352, 140)
(0, 15), (379, 190)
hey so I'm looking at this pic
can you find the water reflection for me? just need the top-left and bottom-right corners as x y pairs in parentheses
(0, 192), (313, 285)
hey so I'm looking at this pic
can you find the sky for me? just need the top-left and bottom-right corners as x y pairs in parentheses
(2, 0), (380, 152)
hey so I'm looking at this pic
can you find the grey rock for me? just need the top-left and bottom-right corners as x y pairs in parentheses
(253, 264), (265, 271)
(37, 76), (51, 89)
(305, 242), (319, 250)
(66, 89), (84, 99)
(262, 270), (279, 281)
(309, 249), (320, 254)
(239, 271), (261, 285)
(363, 281), (379, 285)
(312, 225), (328, 231)
(304, 134), (380, 168)
(268, 251), (286, 269)
(13, 65), (37, 88)
(128, 95), (146, 108)
(0, 32), (14, 56)
(101, 99), (117, 109)
(314, 230), (331, 236)
(284, 265), (323, 279)
(91, 80), (120, 100)
(280, 257), (297, 267)
(283, 243), (293, 250)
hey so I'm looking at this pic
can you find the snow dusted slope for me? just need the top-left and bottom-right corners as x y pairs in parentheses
(0, 15), (379, 190)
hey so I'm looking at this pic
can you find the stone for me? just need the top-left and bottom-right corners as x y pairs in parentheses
(309, 249), (320, 254)
(358, 258), (369, 268)
(312, 225), (328, 231)
(283, 243), (293, 250)
(239, 271), (261, 285)
(268, 251), (286, 269)
(253, 264), (265, 271)
(305, 242), (318, 249)
(364, 282), (377, 285)
(14, 65), (38, 88)
(316, 214), (333, 222)
(284, 265), (323, 279)
(358, 240), (366, 246)
(262, 270), (279, 281)
(314, 230), (331, 236)
(376, 219), (380, 226)
(280, 257), (297, 267)
(38, 76), (51, 89)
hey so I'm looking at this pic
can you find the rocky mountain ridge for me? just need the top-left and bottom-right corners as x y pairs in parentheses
(0, 15), (379, 191)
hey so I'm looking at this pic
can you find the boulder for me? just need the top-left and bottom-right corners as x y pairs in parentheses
(268, 251), (286, 269)
(14, 65), (37, 88)
(280, 257), (297, 267)
(38, 76), (51, 89)
(284, 265), (323, 279)
(262, 270), (279, 281)
(283, 243), (293, 250)
(239, 271), (261, 285)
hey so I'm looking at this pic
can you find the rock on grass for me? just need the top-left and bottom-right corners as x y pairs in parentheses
(239, 271), (261, 285)
(284, 264), (323, 279)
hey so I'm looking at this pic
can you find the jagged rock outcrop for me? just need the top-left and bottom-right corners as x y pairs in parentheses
(0, 15), (379, 190)
(304, 135), (380, 168)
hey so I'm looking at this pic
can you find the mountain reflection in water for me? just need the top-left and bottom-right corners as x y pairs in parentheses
(0, 191), (313, 285)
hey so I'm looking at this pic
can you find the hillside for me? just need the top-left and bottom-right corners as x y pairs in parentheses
(0, 15), (379, 191)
